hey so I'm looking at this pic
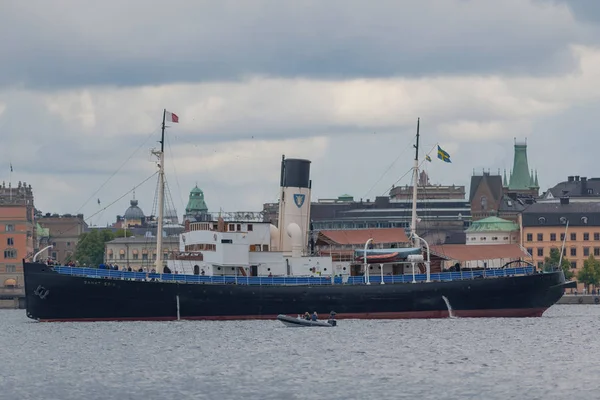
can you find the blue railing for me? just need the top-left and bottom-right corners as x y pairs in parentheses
(52, 266), (535, 286)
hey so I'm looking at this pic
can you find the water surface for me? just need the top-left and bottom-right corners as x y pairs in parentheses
(1, 305), (598, 400)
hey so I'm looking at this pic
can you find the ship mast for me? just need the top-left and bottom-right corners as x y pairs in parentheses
(410, 118), (420, 246)
(154, 109), (167, 273)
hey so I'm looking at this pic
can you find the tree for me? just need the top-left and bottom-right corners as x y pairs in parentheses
(543, 248), (574, 280)
(577, 255), (600, 292)
(114, 228), (134, 238)
(72, 229), (115, 267)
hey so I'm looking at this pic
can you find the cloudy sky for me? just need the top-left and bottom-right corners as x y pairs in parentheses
(1, 0), (599, 226)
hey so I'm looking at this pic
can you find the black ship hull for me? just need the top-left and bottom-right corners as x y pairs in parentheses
(23, 262), (567, 322)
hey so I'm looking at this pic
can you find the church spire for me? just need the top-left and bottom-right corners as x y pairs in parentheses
(508, 139), (532, 190)
(503, 169), (508, 187)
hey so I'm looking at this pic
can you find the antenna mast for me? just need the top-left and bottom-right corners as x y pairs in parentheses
(410, 118), (420, 245)
(154, 109), (167, 273)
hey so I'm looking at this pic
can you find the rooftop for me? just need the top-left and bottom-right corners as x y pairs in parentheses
(430, 244), (529, 262)
(466, 216), (519, 233)
(317, 228), (409, 246)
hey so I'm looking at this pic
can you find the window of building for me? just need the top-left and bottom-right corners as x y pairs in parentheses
(537, 233), (543, 241)
(228, 224), (234, 232)
(595, 233), (600, 241)
(537, 261), (544, 269)
(571, 261), (577, 269)
(537, 248), (543, 257)
(236, 224), (241, 231)
(538, 217), (546, 225)
(4, 249), (17, 259)
(133, 253), (139, 260)
(570, 248), (577, 257)
(526, 234), (533, 242)
(6, 238), (14, 246)
(51, 252), (57, 259)
(550, 233), (556, 241)
(67, 242), (71, 247)
(560, 233), (565, 241)
(262, 244), (269, 252)
(5, 265), (16, 273)
(142, 254), (148, 260)
(595, 248), (600, 257)
(527, 248), (533, 256)
(5, 224), (14, 232)
(247, 224), (253, 231)
(570, 233), (576, 241)
(119, 254), (125, 260)
(584, 247), (590, 257)
(584, 233), (590, 241)
(492, 237), (498, 241)
(480, 196), (487, 210)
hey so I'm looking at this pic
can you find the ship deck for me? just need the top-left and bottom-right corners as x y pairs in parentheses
(50, 265), (535, 286)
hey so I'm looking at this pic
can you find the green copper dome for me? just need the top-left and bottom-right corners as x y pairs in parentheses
(186, 185), (208, 214)
(466, 216), (519, 232)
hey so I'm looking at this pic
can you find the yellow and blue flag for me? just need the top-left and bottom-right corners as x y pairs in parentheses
(425, 154), (432, 162)
(437, 145), (451, 163)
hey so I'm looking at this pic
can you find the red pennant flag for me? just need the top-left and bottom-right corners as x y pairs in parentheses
(165, 111), (179, 123)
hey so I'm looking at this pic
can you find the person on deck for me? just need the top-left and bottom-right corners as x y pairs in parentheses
(311, 312), (318, 321)
(304, 312), (310, 320)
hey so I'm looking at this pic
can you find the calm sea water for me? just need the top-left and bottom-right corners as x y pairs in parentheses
(1, 305), (599, 400)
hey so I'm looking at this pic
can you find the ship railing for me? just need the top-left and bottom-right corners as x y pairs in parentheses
(52, 266), (333, 285)
(345, 266), (535, 284)
(52, 265), (534, 285)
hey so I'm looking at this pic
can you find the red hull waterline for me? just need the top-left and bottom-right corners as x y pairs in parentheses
(37, 307), (548, 322)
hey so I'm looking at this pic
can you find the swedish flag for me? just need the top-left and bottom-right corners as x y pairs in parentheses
(425, 155), (432, 162)
(437, 145), (451, 163)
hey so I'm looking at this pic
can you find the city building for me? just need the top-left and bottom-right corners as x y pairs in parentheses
(105, 236), (180, 271)
(470, 140), (538, 222)
(37, 213), (87, 263)
(184, 185), (210, 222)
(521, 198), (600, 289)
(465, 216), (520, 245)
(389, 170), (466, 200)
(264, 171), (470, 246)
(0, 181), (35, 298)
(542, 176), (600, 199)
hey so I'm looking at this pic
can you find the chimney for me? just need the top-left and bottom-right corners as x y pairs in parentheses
(582, 177), (588, 195)
(575, 176), (580, 182)
(560, 197), (570, 205)
(568, 176), (574, 182)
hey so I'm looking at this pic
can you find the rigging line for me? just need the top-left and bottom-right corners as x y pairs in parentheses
(165, 134), (186, 215)
(50, 172), (159, 237)
(381, 142), (440, 196)
(362, 139), (416, 199)
(77, 125), (161, 214)
(84, 172), (159, 225)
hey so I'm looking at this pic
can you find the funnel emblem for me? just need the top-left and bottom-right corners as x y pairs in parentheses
(293, 194), (305, 208)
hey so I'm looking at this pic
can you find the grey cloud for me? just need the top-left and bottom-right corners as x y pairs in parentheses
(0, 0), (591, 89)
(550, 0), (600, 23)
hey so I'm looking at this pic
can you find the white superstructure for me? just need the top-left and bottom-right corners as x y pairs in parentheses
(167, 157), (335, 277)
